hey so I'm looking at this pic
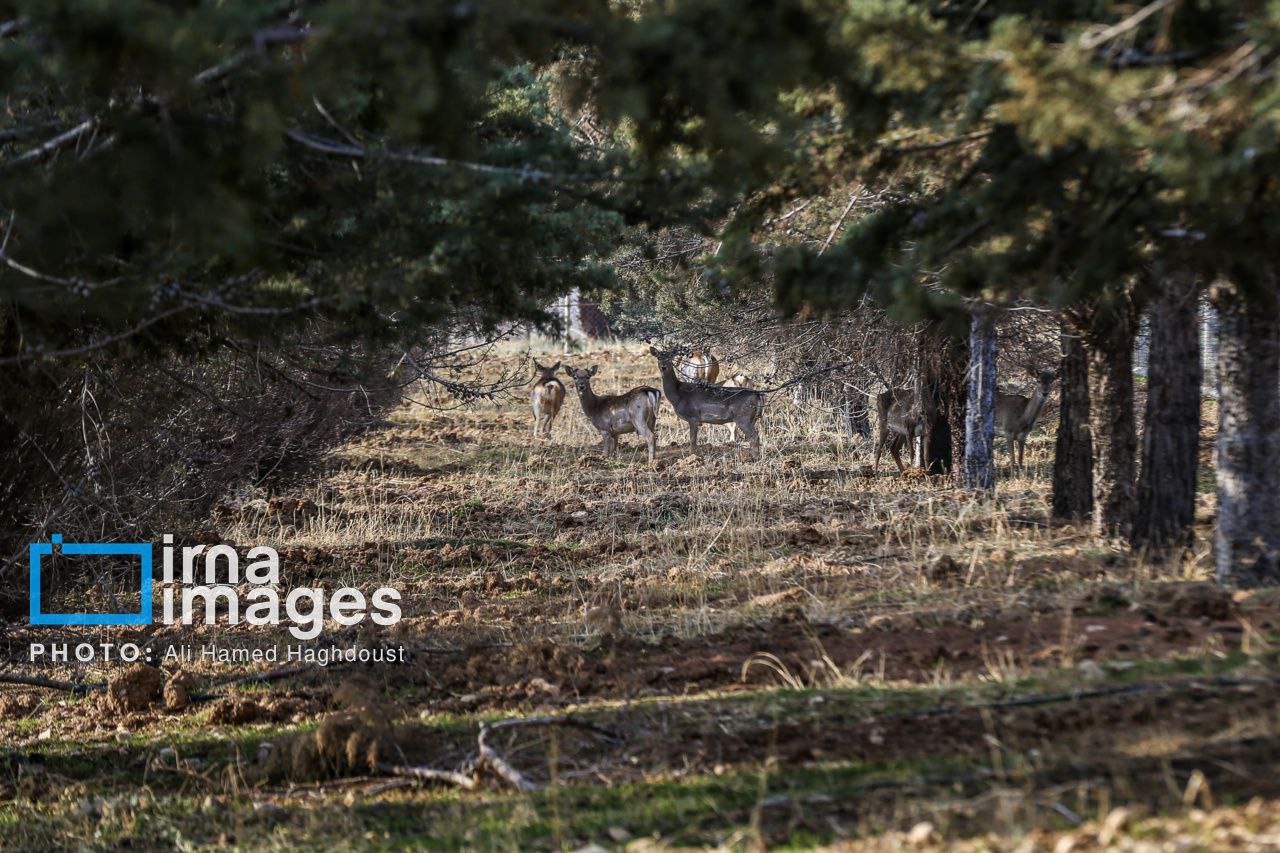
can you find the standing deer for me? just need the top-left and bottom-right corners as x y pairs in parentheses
(995, 368), (1057, 472)
(564, 365), (661, 463)
(529, 360), (565, 439)
(721, 373), (755, 442)
(651, 346), (765, 459)
(871, 387), (934, 475)
(677, 347), (721, 384)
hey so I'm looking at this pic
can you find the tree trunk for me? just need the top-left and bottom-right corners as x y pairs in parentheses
(1052, 320), (1092, 520)
(1201, 291), (1219, 397)
(1133, 272), (1202, 552)
(924, 332), (966, 476)
(1083, 303), (1138, 539)
(963, 312), (997, 492)
(1212, 281), (1280, 586)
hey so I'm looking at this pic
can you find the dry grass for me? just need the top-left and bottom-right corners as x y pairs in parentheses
(1, 341), (1276, 851)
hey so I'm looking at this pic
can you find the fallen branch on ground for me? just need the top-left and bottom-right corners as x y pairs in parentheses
(376, 715), (622, 793)
(0, 672), (104, 694)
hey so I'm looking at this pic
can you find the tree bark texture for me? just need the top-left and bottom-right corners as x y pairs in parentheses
(1052, 320), (1093, 520)
(1134, 272), (1202, 552)
(1083, 303), (1138, 539)
(964, 313), (996, 492)
(1212, 281), (1280, 586)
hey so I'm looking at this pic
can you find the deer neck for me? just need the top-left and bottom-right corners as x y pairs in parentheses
(658, 363), (684, 402)
(577, 380), (602, 414)
(1022, 386), (1047, 426)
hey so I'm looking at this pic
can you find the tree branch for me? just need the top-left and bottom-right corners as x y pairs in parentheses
(283, 129), (612, 184)
(4, 119), (97, 168)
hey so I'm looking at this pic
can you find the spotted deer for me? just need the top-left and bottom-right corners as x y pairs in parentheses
(529, 360), (565, 439)
(871, 386), (934, 475)
(995, 368), (1057, 471)
(564, 365), (661, 463)
(651, 346), (765, 459)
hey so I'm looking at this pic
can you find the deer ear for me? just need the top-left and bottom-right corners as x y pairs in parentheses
(649, 346), (659, 356)
(550, 361), (560, 371)
(589, 365), (598, 376)
(532, 359), (544, 371)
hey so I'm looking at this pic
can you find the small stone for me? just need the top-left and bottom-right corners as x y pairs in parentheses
(907, 821), (936, 846)
(1077, 659), (1105, 681)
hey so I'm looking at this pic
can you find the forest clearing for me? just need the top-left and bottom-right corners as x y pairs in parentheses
(6, 1), (1280, 849)
(4, 343), (1278, 850)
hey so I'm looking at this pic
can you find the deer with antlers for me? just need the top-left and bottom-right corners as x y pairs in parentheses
(564, 365), (662, 463)
(529, 360), (566, 439)
(651, 346), (765, 459)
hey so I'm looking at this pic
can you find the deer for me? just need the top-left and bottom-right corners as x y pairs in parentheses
(721, 373), (755, 442)
(995, 368), (1057, 472)
(564, 365), (661, 463)
(529, 360), (566, 439)
(677, 347), (722, 384)
(870, 386), (934, 475)
(650, 346), (765, 459)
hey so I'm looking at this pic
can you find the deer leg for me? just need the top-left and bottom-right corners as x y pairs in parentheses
(635, 417), (656, 464)
(740, 419), (762, 461)
(688, 419), (700, 452)
(889, 435), (907, 475)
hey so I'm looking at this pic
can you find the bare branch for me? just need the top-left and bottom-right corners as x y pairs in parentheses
(377, 763), (479, 790)
(4, 119), (97, 168)
(1079, 0), (1175, 52)
(192, 23), (313, 85)
(0, 672), (104, 694)
(284, 129), (612, 184)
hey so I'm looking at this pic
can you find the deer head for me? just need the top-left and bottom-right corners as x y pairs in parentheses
(1028, 367), (1057, 396)
(532, 359), (561, 381)
(564, 364), (599, 393)
(649, 346), (676, 371)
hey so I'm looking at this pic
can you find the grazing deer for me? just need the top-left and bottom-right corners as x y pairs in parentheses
(871, 387), (934, 475)
(564, 365), (661, 463)
(995, 368), (1057, 471)
(529, 360), (565, 439)
(677, 347), (721, 384)
(651, 346), (765, 459)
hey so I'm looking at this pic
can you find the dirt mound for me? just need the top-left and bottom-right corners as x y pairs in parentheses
(254, 712), (394, 782)
(1161, 583), (1236, 621)
(209, 697), (264, 725)
(164, 672), (198, 711)
(208, 695), (307, 725)
(105, 664), (164, 713)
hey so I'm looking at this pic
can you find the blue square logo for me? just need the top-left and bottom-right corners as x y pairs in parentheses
(29, 535), (153, 626)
